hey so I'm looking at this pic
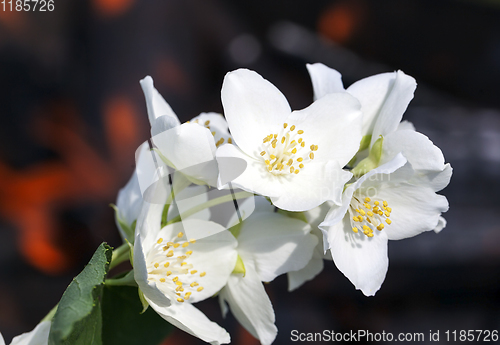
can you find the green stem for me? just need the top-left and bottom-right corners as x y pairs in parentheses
(105, 270), (137, 287)
(109, 243), (131, 270)
(166, 191), (254, 225)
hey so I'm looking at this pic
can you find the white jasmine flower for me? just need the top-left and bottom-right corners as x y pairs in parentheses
(307, 63), (416, 147)
(217, 68), (362, 211)
(134, 197), (238, 344)
(219, 197), (318, 344)
(1, 321), (50, 345)
(319, 154), (449, 296)
(307, 63), (451, 180)
(308, 63), (452, 231)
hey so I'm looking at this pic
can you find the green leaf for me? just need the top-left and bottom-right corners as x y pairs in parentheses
(102, 286), (173, 345)
(49, 243), (113, 345)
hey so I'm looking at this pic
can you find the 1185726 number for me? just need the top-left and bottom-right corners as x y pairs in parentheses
(445, 330), (498, 342)
(1, 0), (54, 11)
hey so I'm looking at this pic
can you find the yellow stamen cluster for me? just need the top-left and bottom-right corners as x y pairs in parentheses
(260, 123), (318, 175)
(350, 196), (392, 237)
(147, 232), (206, 303)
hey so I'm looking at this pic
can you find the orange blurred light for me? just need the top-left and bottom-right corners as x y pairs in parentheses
(0, 8), (26, 33)
(155, 57), (191, 95)
(104, 96), (144, 169)
(92, 0), (134, 18)
(318, 2), (365, 44)
(0, 99), (144, 274)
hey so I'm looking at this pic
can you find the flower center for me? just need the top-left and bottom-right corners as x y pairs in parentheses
(146, 232), (206, 303)
(349, 196), (392, 237)
(259, 123), (318, 175)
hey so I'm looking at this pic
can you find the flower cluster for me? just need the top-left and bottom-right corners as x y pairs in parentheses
(112, 64), (451, 344)
(0, 64), (452, 345)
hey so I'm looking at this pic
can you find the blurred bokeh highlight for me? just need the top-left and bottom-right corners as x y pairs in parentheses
(1, 0), (499, 343)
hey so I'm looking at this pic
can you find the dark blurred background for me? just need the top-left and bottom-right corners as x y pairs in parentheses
(0, 0), (499, 343)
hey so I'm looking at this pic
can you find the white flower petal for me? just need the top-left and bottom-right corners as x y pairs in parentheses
(225, 196), (273, 229)
(219, 263), (277, 345)
(151, 115), (182, 137)
(368, 183), (449, 241)
(10, 321), (50, 345)
(287, 92), (362, 166)
(148, 298), (230, 345)
(329, 216), (389, 296)
(397, 120), (415, 131)
(167, 185), (210, 222)
(134, 235), (172, 308)
(434, 216), (447, 234)
(116, 170), (142, 225)
(270, 161), (353, 211)
(304, 201), (332, 229)
(221, 69), (291, 155)
(368, 70), (417, 147)
(237, 212), (317, 282)
(306, 63), (345, 100)
(153, 123), (218, 186)
(117, 141), (152, 219)
(287, 254), (323, 291)
(346, 72), (396, 136)
(115, 170), (142, 242)
(136, 200), (166, 253)
(347, 71), (416, 140)
(140, 76), (180, 128)
(0, 332), (4, 345)
(412, 163), (453, 193)
(382, 130), (446, 172)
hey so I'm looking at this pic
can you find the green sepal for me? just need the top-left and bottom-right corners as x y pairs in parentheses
(351, 136), (384, 177)
(138, 289), (149, 314)
(110, 204), (134, 242)
(347, 155), (357, 168)
(126, 239), (134, 267)
(232, 255), (246, 276)
(347, 135), (373, 167)
(359, 134), (372, 152)
(277, 209), (308, 223)
(228, 221), (243, 238)
(343, 182), (353, 193)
